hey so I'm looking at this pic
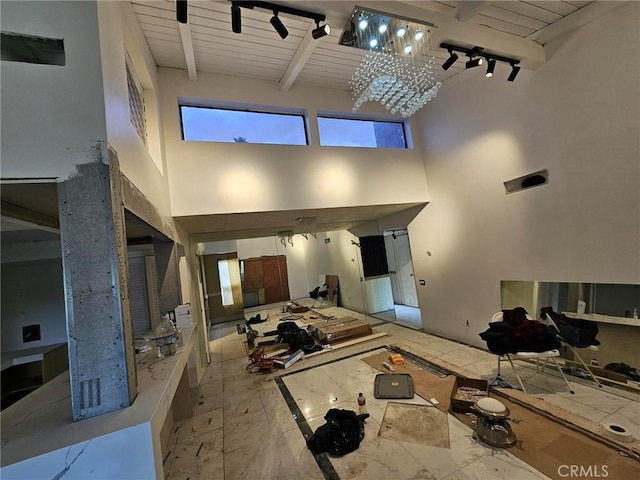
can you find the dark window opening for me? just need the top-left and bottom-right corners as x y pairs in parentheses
(22, 324), (41, 343)
(1, 31), (65, 66)
(360, 235), (389, 278)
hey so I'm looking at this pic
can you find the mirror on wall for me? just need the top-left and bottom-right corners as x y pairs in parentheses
(501, 281), (640, 392)
(501, 281), (640, 322)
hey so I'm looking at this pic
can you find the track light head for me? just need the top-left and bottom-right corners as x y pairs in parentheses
(270, 13), (289, 39)
(176, 0), (187, 24)
(440, 42), (522, 81)
(231, 4), (242, 34)
(442, 51), (458, 71)
(507, 64), (521, 82)
(485, 58), (496, 77)
(465, 57), (482, 69)
(312, 22), (331, 39)
(231, 2), (326, 40)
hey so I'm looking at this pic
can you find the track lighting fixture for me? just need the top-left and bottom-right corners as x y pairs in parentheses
(465, 56), (482, 69)
(231, 4), (242, 33)
(312, 21), (330, 39)
(230, 1), (329, 41)
(442, 51), (458, 71)
(507, 64), (521, 82)
(486, 58), (496, 77)
(270, 12), (288, 39)
(440, 42), (521, 81)
(176, 0), (187, 24)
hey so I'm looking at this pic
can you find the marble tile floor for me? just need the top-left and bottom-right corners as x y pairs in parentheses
(373, 304), (423, 331)
(163, 302), (640, 479)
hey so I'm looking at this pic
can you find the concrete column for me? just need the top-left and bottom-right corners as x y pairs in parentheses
(58, 147), (136, 421)
(153, 238), (182, 315)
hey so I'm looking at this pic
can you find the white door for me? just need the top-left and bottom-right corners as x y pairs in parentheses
(394, 234), (419, 307)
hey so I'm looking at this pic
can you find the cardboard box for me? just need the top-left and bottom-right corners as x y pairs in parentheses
(273, 349), (305, 369)
(449, 377), (489, 413)
(316, 316), (372, 344)
(174, 304), (192, 328)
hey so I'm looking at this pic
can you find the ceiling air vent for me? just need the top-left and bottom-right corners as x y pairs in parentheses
(504, 169), (549, 194)
(1, 31), (65, 66)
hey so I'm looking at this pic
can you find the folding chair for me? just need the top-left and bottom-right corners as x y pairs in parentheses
(540, 309), (603, 389)
(309, 284), (328, 308)
(489, 312), (575, 394)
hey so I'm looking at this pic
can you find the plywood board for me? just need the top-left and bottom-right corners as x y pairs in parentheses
(361, 351), (455, 413)
(378, 402), (450, 448)
(315, 317), (372, 344)
(361, 349), (640, 480)
(325, 274), (339, 302)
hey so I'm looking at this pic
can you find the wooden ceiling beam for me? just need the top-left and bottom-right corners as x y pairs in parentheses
(280, 24), (318, 91)
(452, 1), (493, 22)
(179, 21), (198, 81)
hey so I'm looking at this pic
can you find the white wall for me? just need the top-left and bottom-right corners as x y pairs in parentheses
(96, 2), (172, 219)
(412, 4), (640, 346)
(1, 259), (67, 352)
(302, 230), (366, 313)
(200, 231), (368, 310)
(0, 1), (107, 179)
(157, 69), (431, 217)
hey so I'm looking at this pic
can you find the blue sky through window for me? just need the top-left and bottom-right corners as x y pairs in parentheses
(318, 117), (406, 148)
(181, 106), (307, 145)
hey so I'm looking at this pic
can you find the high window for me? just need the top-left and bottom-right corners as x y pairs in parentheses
(180, 105), (308, 145)
(318, 116), (407, 148)
(126, 58), (147, 146)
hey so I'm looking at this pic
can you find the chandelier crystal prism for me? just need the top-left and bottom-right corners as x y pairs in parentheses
(339, 9), (441, 118)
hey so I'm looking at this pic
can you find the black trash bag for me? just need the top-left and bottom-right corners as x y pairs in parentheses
(604, 362), (640, 382)
(307, 409), (369, 456)
(276, 321), (320, 353)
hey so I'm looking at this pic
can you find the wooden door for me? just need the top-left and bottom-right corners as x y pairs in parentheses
(262, 255), (290, 304)
(202, 253), (244, 323)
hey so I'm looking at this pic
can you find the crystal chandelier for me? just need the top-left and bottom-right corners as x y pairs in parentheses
(339, 9), (441, 118)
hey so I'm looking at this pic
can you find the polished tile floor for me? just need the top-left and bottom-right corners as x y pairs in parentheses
(163, 302), (640, 479)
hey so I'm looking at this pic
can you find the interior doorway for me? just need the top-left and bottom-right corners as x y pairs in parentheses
(381, 229), (422, 329)
(200, 252), (245, 324)
(387, 231), (419, 308)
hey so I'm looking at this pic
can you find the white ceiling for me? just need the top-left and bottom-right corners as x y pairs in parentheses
(129, 0), (624, 90)
(1, 1), (627, 245)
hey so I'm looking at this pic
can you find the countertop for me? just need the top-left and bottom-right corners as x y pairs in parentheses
(562, 312), (640, 327)
(0, 326), (195, 468)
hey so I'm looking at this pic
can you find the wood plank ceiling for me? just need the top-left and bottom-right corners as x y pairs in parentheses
(124, 0), (628, 239)
(129, 0), (619, 91)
